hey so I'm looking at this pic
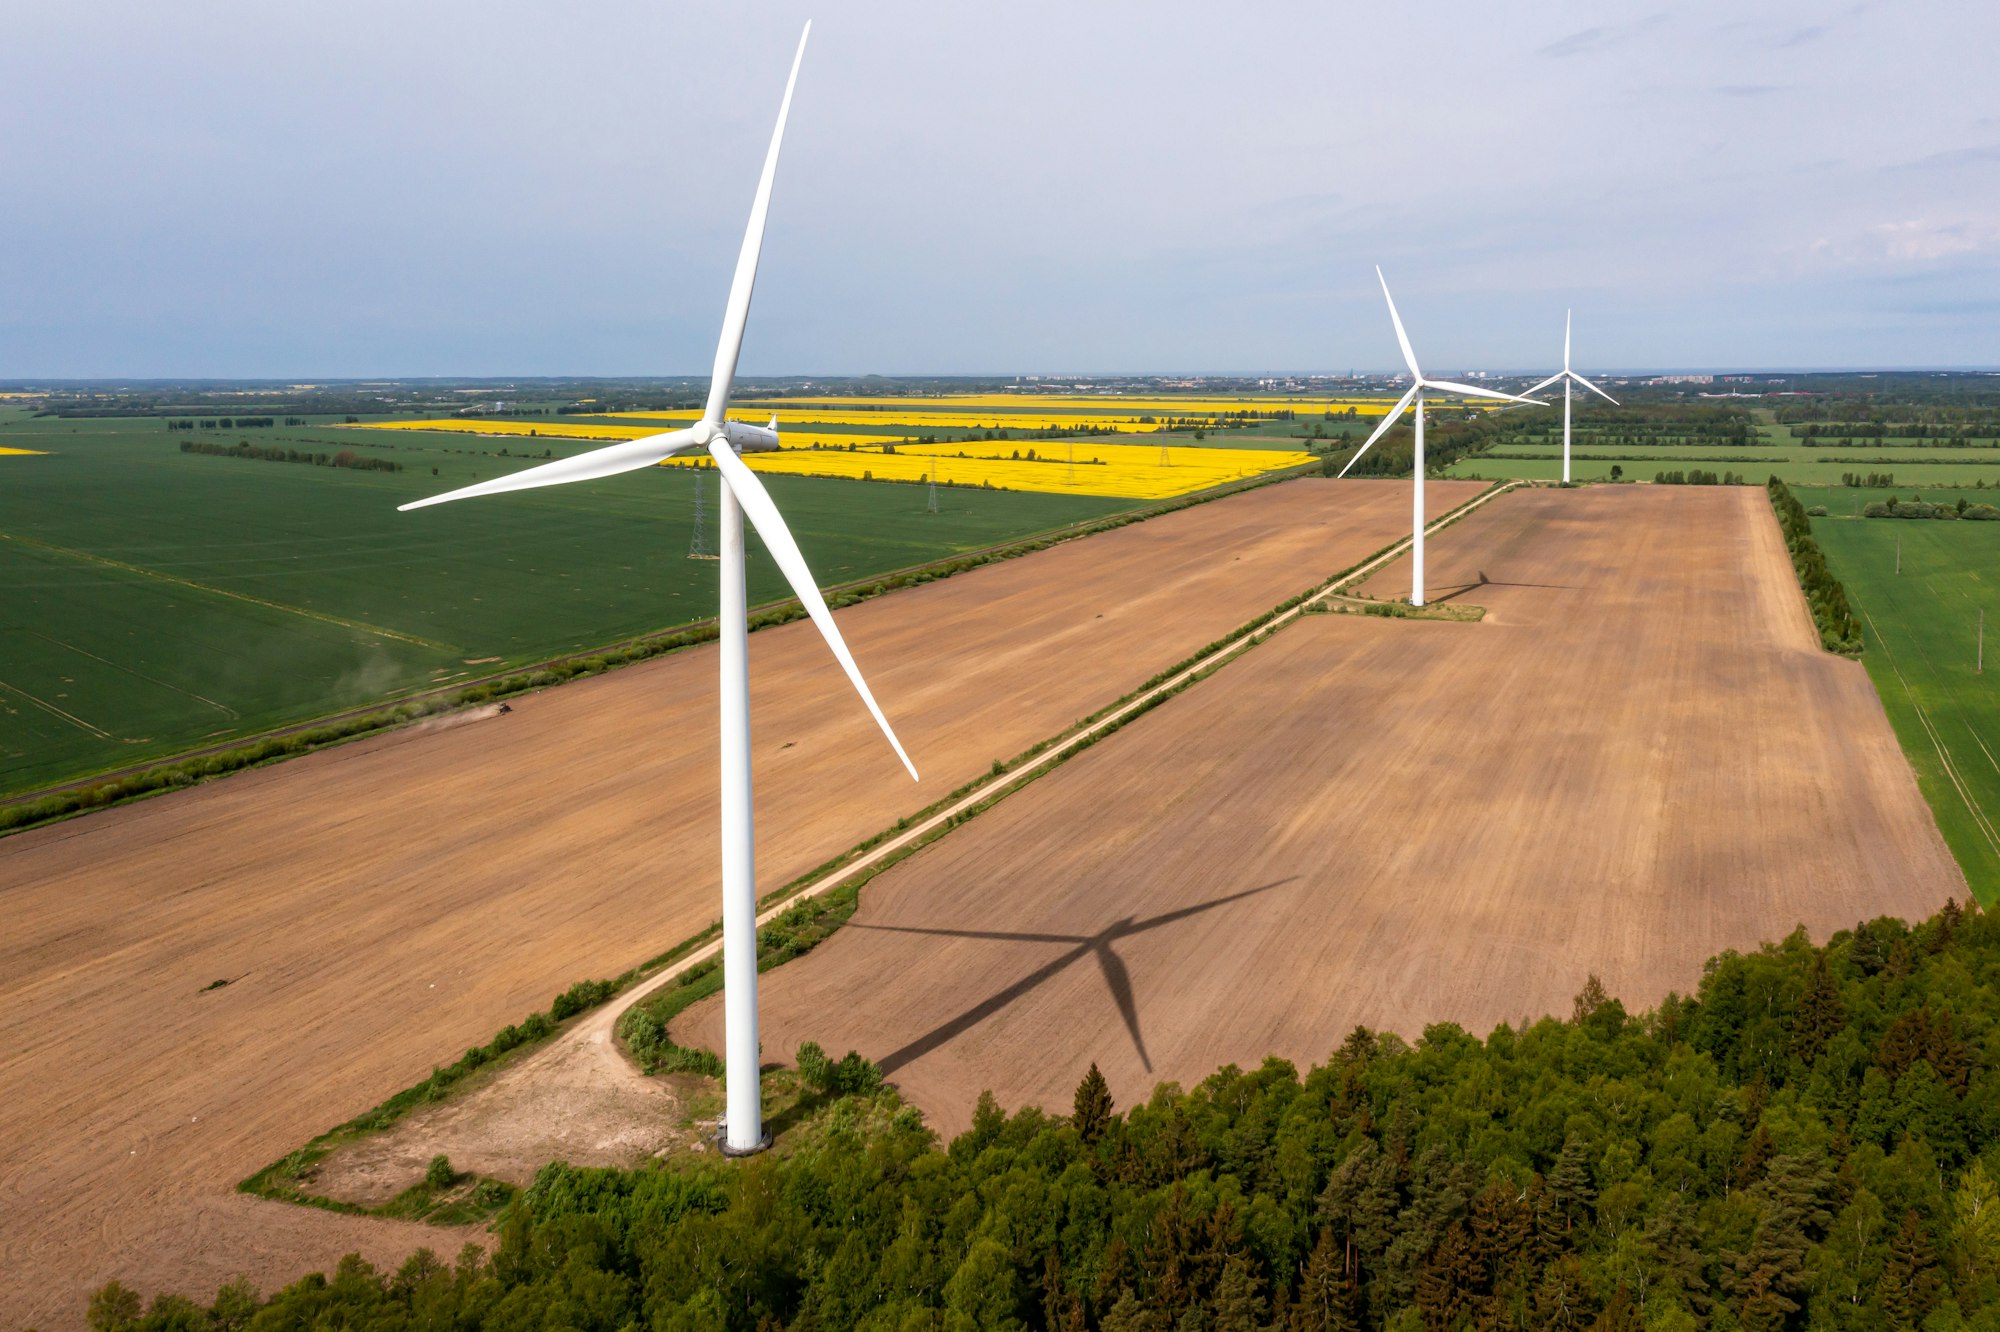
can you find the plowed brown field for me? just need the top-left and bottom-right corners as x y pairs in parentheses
(0, 477), (1481, 1330)
(678, 485), (1963, 1135)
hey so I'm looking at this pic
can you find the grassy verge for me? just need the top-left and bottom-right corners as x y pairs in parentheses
(1306, 599), (1485, 622)
(237, 978), (622, 1217)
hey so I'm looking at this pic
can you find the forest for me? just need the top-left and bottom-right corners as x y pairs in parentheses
(87, 900), (2000, 1332)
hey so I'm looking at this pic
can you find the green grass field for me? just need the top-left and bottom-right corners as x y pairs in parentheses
(1447, 424), (2000, 487)
(0, 416), (1133, 795)
(1809, 494), (2000, 902)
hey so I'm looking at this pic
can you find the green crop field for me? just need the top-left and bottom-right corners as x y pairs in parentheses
(1809, 493), (2000, 902)
(1447, 422), (2000, 487)
(1449, 454), (2000, 487)
(0, 416), (1133, 796)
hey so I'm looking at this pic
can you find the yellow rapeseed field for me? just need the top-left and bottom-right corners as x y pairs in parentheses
(354, 418), (656, 442)
(745, 393), (1479, 418)
(605, 410), (1172, 432)
(344, 417), (1313, 498)
(347, 418), (902, 450)
(661, 441), (1309, 500)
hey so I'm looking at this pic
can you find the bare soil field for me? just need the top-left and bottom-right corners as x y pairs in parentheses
(0, 476), (1480, 1329)
(679, 485), (1963, 1136)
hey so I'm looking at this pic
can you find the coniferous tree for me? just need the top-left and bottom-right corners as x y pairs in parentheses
(1414, 1222), (1476, 1329)
(1879, 1208), (1943, 1327)
(1469, 1177), (1529, 1288)
(1209, 1256), (1263, 1332)
(1644, 1194), (1712, 1314)
(1733, 1124), (1775, 1192)
(1885, 936), (1915, 980)
(1533, 1255), (1594, 1330)
(1550, 1138), (1597, 1233)
(1572, 974), (1611, 1025)
(1850, 921), (1886, 974)
(1101, 1289), (1163, 1332)
(1791, 951), (1845, 1065)
(1074, 1063), (1115, 1144)
(1589, 1284), (1642, 1332)
(1927, 1008), (1972, 1093)
(1290, 1231), (1363, 1332)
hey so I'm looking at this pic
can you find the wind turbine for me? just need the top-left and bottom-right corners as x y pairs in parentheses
(398, 22), (916, 1156)
(1338, 268), (1538, 606)
(1523, 311), (1618, 484)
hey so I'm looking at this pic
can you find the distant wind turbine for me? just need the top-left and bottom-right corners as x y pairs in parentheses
(1523, 311), (1618, 484)
(398, 22), (916, 1156)
(1339, 268), (1539, 606)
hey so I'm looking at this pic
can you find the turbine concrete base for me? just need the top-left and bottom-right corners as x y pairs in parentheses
(715, 1121), (774, 1158)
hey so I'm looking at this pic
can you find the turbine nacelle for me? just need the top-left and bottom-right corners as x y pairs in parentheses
(720, 418), (780, 453)
(688, 417), (777, 455)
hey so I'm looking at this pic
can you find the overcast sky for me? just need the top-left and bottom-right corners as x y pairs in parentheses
(3, 0), (1997, 377)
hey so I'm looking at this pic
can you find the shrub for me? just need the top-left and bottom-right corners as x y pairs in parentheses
(625, 1008), (725, 1077)
(550, 977), (615, 1021)
(833, 1051), (884, 1094)
(1865, 497), (1956, 519)
(425, 1154), (455, 1189)
(796, 1040), (834, 1092)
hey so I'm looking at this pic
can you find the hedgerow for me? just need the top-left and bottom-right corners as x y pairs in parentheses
(1770, 477), (1863, 655)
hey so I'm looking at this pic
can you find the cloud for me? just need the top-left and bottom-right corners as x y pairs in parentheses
(1885, 142), (2000, 173)
(1715, 84), (1784, 97)
(1771, 24), (1827, 48)
(1538, 13), (1666, 58)
(1809, 219), (2000, 268)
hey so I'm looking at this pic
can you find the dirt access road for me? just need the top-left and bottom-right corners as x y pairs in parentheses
(681, 485), (1963, 1134)
(0, 476), (1479, 1328)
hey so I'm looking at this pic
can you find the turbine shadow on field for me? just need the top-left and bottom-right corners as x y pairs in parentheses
(857, 878), (1297, 1076)
(1429, 570), (1582, 604)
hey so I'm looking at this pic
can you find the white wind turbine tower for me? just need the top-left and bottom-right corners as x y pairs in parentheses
(1338, 268), (1539, 606)
(1523, 311), (1618, 484)
(398, 23), (916, 1155)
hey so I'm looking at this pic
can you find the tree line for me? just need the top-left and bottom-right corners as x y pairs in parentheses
(1653, 470), (1748, 486)
(88, 897), (2000, 1332)
(164, 417), (278, 430)
(1770, 478), (1862, 654)
(1863, 497), (2000, 521)
(179, 440), (402, 471)
(1777, 403), (2000, 431)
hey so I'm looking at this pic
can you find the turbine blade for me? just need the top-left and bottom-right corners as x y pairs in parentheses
(707, 441), (919, 781)
(1337, 385), (1419, 479)
(397, 428), (703, 511)
(1564, 309), (1572, 372)
(1521, 373), (1564, 396)
(1376, 266), (1421, 380)
(1423, 379), (1540, 405)
(701, 21), (811, 425)
(1570, 371), (1619, 405)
